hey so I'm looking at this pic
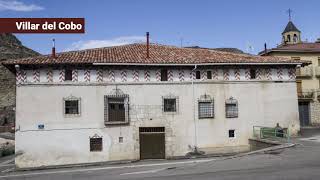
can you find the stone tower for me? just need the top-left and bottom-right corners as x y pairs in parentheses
(282, 21), (301, 45)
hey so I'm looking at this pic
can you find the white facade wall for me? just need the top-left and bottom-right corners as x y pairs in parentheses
(15, 66), (300, 168)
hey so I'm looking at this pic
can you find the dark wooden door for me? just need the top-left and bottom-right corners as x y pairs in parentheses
(299, 102), (310, 126)
(139, 127), (165, 159)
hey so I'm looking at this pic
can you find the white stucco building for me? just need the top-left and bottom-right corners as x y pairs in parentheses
(2, 42), (308, 168)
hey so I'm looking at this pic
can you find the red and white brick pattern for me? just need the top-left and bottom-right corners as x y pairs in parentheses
(72, 69), (78, 82)
(121, 70), (127, 82)
(266, 68), (272, 80)
(144, 70), (150, 82)
(156, 70), (161, 81)
(132, 70), (139, 82)
(59, 70), (65, 82)
(96, 69), (103, 82)
(179, 70), (184, 81)
(234, 69), (240, 80)
(223, 69), (229, 81)
(277, 68), (283, 80)
(108, 70), (115, 82)
(47, 69), (53, 83)
(84, 70), (90, 82)
(168, 70), (173, 81)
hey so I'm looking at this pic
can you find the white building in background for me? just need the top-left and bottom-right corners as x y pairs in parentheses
(2, 42), (308, 168)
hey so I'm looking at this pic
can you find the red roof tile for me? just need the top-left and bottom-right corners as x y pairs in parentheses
(260, 43), (320, 55)
(2, 43), (307, 66)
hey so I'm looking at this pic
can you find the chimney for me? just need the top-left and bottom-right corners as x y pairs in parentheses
(264, 43), (267, 54)
(146, 32), (150, 58)
(52, 38), (56, 58)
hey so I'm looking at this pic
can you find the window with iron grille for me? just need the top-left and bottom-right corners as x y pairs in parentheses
(63, 96), (81, 117)
(90, 137), (102, 151)
(226, 97), (238, 118)
(65, 69), (72, 81)
(163, 98), (176, 112)
(104, 94), (129, 125)
(198, 101), (214, 118)
(198, 94), (214, 118)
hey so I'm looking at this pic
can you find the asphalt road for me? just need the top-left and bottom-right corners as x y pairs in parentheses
(1, 131), (320, 180)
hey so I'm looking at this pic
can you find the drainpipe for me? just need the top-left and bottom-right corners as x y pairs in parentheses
(191, 65), (198, 151)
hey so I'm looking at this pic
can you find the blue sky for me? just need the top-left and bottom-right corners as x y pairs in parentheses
(1, 0), (320, 55)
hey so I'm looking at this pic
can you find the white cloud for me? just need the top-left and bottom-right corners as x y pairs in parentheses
(0, 0), (44, 12)
(65, 36), (145, 51)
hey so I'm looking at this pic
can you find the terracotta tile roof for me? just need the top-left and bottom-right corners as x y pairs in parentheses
(2, 43), (307, 66)
(260, 43), (320, 55)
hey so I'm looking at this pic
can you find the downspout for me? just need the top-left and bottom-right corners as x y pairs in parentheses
(191, 65), (198, 150)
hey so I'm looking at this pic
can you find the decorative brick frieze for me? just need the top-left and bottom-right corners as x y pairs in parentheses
(47, 69), (53, 83)
(84, 70), (90, 82)
(96, 69), (103, 82)
(18, 67), (296, 84)
(72, 69), (78, 82)
(179, 70), (184, 81)
(144, 70), (150, 82)
(132, 70), (139, 82)
(33, 70), (40, 83)
(59, 69), (65, 82)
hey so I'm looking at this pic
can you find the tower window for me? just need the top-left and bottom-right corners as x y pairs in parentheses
(287, 35), (291, 42)
(293, 34), (298, 42)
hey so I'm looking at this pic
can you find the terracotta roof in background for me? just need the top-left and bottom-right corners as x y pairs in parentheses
(260, 43), (320, 55)
(2, 43), (308, 66)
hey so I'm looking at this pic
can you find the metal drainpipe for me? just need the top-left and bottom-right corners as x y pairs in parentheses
(192, 65), (198, 150)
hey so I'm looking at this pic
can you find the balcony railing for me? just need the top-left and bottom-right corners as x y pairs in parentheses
(315, 67), (320, 77)
(298, 90), (314, 100)
(296, 66), (313, 78)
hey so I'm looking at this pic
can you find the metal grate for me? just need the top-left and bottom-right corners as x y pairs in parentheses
(90, 137), (102, 151)
(139, 127), (165, 133)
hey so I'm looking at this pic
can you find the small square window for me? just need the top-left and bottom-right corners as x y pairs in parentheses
(64, 98), (80, 116)
(229, 130), (235, 138)
(90, 137), (102, 151)
(161, 69), (168, 81)
(65, 69), (72, 81)
(196, 71), (201, 79)
(163, 98), (176, 112)
(119, 137), (123, 143)
(207, 71), (212, 79)
(250, 69), (256, 79)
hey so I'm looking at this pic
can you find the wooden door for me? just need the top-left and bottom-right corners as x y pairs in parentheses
(139, 127), (165, 159)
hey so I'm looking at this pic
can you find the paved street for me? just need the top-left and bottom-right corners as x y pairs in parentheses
(1, 130), (320, 180)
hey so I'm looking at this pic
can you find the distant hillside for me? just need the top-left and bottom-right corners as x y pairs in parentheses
(0, 33), (39, 108)
(185, 46), (246, 54)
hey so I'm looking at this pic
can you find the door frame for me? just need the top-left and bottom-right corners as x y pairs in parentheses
(139, 127), (165, 160)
